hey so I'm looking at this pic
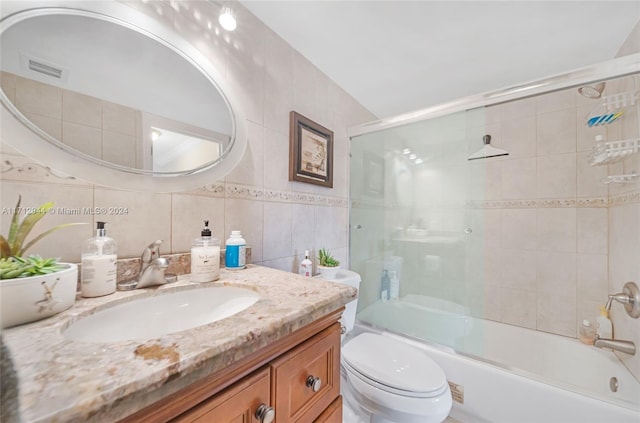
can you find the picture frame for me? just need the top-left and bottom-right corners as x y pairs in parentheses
(289, 111), (333, 188)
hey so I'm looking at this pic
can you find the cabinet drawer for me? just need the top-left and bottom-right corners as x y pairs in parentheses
(270, 323), (340, 422)
(173, 367), (271, 423)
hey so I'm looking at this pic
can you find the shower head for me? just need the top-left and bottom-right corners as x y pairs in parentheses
(578, 82), (606, 99)
(467, 135), (508, 161)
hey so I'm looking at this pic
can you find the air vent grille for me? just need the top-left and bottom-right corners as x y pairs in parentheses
(28, 59), (63, 79)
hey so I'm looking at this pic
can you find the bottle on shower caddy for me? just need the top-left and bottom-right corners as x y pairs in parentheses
(380, 269), (390, 302)
(389, 270), (400, 300)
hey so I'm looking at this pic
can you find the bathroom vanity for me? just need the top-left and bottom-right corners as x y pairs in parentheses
(1, 266), (356, 422)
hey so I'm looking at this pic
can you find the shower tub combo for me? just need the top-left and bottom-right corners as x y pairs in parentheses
(356, 296), (640, 423)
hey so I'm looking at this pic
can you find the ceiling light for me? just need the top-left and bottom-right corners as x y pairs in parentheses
(409, 154), (417, 160)
(402, 148), (411, 155)
(219, 4), (237, 31)
(414, 158), (423, 164)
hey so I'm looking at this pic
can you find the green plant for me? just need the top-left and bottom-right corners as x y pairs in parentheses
(318, 248), (340, 267)
(0, 195), (85, 279)
(0, 255), (63, 279)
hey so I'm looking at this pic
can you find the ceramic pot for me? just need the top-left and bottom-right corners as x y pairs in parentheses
(317, 265), (340, 280)
(0, 263), (77, 328)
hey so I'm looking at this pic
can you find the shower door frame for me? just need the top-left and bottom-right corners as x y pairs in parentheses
(349, 53), (640, 137)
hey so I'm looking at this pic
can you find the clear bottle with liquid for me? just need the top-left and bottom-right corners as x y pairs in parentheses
(81, 221), (117, 297)
(191, 220), (220, 283)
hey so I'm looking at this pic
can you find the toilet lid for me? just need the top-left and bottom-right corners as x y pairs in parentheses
(342, 333), (447, 394)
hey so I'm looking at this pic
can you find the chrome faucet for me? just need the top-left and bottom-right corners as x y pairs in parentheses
(594, 335), (636, 355)
(117, 240), (172, 290)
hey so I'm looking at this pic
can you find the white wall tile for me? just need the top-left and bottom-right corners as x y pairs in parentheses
(501, 249), (537, 292)
(226, 120), (264, 187)
(63, 91), (102, 128)
(501, 158), (536, 199)
(14, 76), (62, 119)
(536, 251), (576, 299)
(501, 209), (537, 250)
(263, 202), (292, 261)
(0, 181), (93, 262)
(225, 198), (264, 263)
(94, 188), (172, 258)
(263, 29), (294, 135)
(501, 116), (536, 159)
(262, 127), (290, 191)
(171, 194), (225, 253)
(537, 208), (577, 253)
(537, 153), (576, 198)
(576, 253), (608, 303)
(577, 208), (607, 254)
(537, 109), (576, 156)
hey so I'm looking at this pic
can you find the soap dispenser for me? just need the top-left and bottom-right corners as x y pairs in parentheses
(191, 220), (220, 283)
(81, 221), (117, 297)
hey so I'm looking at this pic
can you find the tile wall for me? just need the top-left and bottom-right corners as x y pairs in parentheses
(607, 21), (640, 381)
(471, 88), (611, 338)
(0, 1), (375, 274)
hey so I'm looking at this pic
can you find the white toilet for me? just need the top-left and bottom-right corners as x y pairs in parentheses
(322, 270), (452, 423)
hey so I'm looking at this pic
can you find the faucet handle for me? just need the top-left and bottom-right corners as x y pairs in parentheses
(142, 240), (163, 263)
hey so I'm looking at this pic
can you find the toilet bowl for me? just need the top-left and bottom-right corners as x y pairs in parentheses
(320, 270), (452, 423)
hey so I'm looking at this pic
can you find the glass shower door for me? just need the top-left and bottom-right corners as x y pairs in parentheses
(349, 107), (489, 352)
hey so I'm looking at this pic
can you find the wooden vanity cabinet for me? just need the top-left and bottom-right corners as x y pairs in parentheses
(121, 309), (343, 423)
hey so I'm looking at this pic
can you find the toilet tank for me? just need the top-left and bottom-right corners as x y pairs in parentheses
(317, 270), (361, 335)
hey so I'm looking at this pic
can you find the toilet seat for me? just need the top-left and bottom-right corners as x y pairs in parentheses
(342, 332), (448, 398)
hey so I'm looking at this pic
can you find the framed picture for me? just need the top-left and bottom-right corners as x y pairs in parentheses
(289, 111), (333, 188)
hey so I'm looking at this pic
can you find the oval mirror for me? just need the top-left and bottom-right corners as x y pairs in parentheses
(0, 1), (246, 192)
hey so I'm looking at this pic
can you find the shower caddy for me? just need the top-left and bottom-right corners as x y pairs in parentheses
(586, 90), (640, 184)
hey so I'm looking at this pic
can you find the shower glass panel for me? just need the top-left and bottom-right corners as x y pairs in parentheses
(349, 68), (640, 411)
(350, 107), (489, 354)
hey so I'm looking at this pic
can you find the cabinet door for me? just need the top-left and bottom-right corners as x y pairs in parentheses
(270, 323), (340, 422)
(313, 395), (342, 423)
(173, 367), (271, 423)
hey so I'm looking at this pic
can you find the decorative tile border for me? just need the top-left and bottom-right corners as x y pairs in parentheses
(352, 197), (610, 210)
(609, 189), (640, 207)
(189, 182), (348, 207)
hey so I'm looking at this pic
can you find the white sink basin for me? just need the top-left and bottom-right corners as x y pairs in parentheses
(63, 286), (259, 343)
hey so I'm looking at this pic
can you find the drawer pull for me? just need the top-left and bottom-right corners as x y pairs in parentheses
(306, 375), (322, 392)
(255, 404), (275, 423)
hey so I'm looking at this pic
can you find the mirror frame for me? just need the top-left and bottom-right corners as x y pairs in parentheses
(0, 0), (247, 192)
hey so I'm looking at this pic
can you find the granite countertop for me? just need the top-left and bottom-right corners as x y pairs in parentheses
(2, 265), (357, 423)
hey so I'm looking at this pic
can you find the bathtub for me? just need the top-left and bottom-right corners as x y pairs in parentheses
(355, 296), (640, 423)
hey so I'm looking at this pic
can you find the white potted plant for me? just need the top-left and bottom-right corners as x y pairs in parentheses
(317, 248), (340, 280)
(0, 196), (85, 328)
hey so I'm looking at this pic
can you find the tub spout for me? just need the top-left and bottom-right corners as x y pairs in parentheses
(594, 335), (636, 355)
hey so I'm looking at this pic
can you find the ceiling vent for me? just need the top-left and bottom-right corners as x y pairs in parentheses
(20, 53), (68, 82)
(28, 59), (63, 79)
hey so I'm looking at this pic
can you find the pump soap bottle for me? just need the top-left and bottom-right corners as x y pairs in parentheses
(191, 220), (220, 283)
(299, 250), (312, 276)
(81, 221), (117, 297)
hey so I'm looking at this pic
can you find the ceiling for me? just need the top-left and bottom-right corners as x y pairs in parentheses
(242, 1), (640, 119)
